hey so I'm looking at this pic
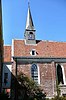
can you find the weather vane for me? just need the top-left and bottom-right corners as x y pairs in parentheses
(28, 0), (30, 7)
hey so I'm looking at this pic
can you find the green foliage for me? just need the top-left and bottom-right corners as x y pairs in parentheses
(14, 73), (46, 100)
(56, 81), (60, 99)
(50, 96), (66, 100)
(44, 81), (66, 100)
(45, 96), (66, 100)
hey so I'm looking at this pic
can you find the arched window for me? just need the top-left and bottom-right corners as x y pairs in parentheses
(57, 64), (64, 85)
(31, 64), (38, 84)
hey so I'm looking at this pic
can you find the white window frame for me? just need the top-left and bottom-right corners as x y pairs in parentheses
(56, 64), (66, 85)
(31, 64), (40, 84)
(30, 49), (36, 56)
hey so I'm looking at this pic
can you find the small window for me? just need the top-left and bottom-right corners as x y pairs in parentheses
(30, 49), (36, 56)
(4, 73), (8, 85)
(30, 32), (33, 34)
(32, 50), (35, 55)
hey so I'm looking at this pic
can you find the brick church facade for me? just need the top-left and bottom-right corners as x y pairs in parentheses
(2, 4), (66, 98)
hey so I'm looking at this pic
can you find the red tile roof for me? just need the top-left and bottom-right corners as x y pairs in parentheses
(4, 39), (66, 62)
(4, 46), (11, 62)
(13, 40), (66, 58)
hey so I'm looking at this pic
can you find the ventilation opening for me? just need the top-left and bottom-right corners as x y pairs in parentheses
(30, 32), (33, 34)
(57, 64), (64, 85)
(32, 50), (35, 55)
(30, 49), (36, 56)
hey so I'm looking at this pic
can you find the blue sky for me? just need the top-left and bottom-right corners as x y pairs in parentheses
(2, 0), (66, 45)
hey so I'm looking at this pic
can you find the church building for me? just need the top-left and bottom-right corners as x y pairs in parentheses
(2, 3), (66, 98)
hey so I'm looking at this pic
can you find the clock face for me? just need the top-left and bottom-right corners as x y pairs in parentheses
(29, 34), (32, 39)
(28, 34), (34, 40)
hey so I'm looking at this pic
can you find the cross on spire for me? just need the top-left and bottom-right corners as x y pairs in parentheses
(28, 0), (30, 4)
(28, 0), (30, 8)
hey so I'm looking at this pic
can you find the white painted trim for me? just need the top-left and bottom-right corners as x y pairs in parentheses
(4, 45), (11, 46)
(42, 40), (66, 43)
(12, 39), (14, 61)
(56, 64), (66, 85)
(12, 39), (24, 40)
(26, 7), (30, 29)
(61, 65), (66, 85)
(38, 66), (40, 85)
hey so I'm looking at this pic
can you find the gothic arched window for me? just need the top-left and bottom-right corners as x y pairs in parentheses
(31, 64), (38, 84)
(57, 64), (64, 85)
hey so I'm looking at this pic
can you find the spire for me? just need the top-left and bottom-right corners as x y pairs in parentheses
(26, 1), (35, 30)
(24, 1), (36, 44)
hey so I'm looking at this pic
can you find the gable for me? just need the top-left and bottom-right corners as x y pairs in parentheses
(4, 46), (11, 62)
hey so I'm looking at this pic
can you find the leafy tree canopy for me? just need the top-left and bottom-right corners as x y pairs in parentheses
(14, 73), (46, 100)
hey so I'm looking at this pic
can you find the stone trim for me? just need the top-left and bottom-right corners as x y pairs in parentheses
(13, 57), (66, 63)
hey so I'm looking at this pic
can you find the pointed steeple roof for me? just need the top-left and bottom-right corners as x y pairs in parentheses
(26, 2), (35, 30)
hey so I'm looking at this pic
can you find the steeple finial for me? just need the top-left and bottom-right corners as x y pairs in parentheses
(25, 0), (35, 30)
(28, 0), (30, 7)
(24, 0), (36, 44)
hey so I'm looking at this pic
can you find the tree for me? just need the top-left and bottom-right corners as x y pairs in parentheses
(12, 73), (46, 100)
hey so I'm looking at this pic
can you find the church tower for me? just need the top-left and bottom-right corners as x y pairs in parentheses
(24, 2), (36, 44)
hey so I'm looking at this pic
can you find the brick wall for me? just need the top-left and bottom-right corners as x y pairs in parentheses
(39, 62), (56, 97)
(12, 60), (57, 97)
